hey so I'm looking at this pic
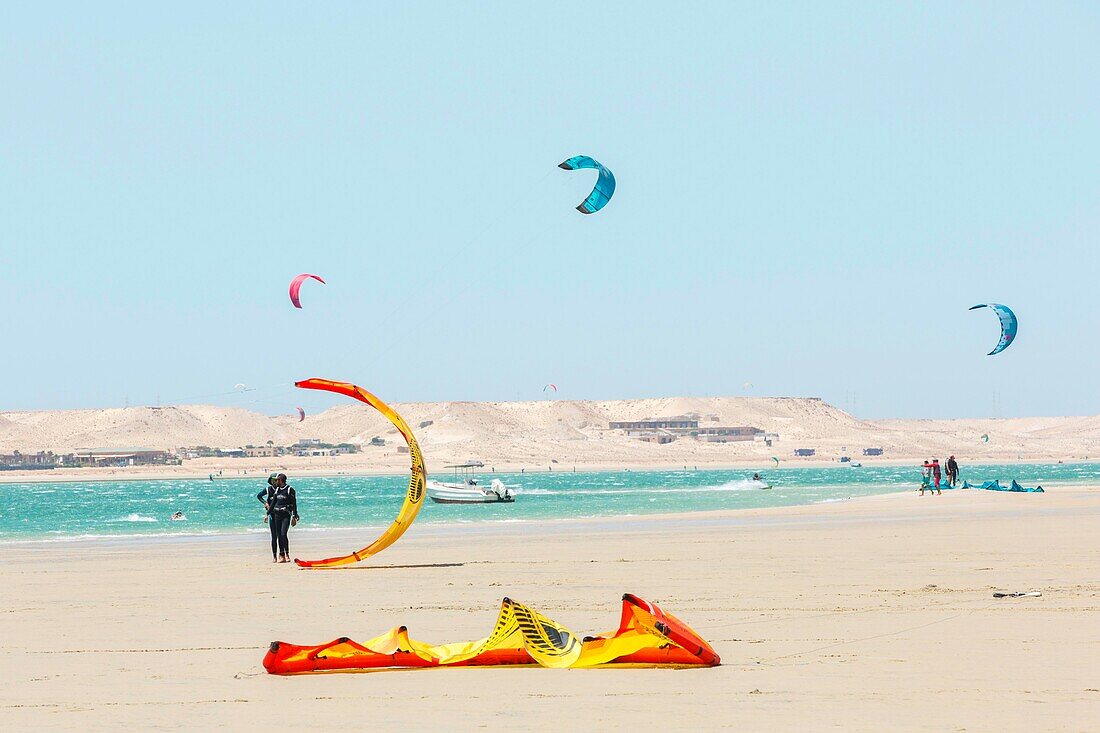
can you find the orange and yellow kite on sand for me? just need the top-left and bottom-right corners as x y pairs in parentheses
(263, 593), (719, 673)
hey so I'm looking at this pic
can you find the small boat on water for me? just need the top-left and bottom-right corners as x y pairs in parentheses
(427, 464), (515, 504)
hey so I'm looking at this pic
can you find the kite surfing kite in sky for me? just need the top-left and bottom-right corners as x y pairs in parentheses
(969, 303), (1017, 355)
(263, 593), (719, 673)
(292, 378), (425, 568)
(543, 383), (557, 393)
(558, 155), (615, 214)
(296, 407), (305, 422)
(289, 273), (326, 309)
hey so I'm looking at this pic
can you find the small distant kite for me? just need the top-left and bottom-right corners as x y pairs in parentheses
(289, 273), (326, 309)
(772, 456), (780, 467)
(296, 407), (306, 422)
(558, 156), (615, 214)
(969, 303), (1017, 355)
(543, 383), (558, 393)
(981, 433), (990, 443)
(234, 383), (249, 391)
(743, 382), (753, 390)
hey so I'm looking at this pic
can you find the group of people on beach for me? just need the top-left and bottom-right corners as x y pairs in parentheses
(920, 455), (959, 495)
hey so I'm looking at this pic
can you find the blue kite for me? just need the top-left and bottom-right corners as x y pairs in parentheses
(558, 155), (615, 214)
(969, 303), (1018, 355)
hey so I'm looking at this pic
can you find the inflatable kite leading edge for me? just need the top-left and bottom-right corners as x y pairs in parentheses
(558, 155), (615, 214)
(263, 593), (719, 673)
(292, 378), (426, 568)
(968, 303), (1017, 355)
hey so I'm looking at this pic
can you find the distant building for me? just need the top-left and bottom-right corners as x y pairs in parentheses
(243, 446), (276, 458)
(71, 448), (175, 467)
(694, 426), (764, 443)
(636, 433), (675, 444)
(793, 448), (816, 457)
(370, 437), (386, 447)
(418, 420), (434, 429)
(609, 416), (700, 431)
(863, 447), (884, 456)
(0, 451), (59, 471)
(336, 443), (359, 454)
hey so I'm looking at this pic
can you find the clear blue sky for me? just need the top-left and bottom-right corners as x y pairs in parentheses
(2, 2), (1098, 419)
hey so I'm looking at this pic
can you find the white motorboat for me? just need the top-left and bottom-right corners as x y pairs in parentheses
(427, 464), (515, 504)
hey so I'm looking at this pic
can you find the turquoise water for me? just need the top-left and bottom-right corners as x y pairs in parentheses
(2, 463), (1095, 542)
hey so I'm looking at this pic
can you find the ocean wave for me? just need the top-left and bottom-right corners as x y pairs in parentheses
(515, 480), (772, 496)
(109, 513), (159, 523)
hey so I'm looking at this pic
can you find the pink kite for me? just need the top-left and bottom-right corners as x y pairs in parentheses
(289, 274), (325, 309)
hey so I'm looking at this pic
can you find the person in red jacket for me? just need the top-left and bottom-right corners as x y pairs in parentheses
(931, 459), (943, 494)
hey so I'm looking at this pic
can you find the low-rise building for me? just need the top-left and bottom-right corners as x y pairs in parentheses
(0, 451), (59, 470)
(71, 448), (175, 467)
(610, 416), (700, 431)
(794, 448), (816, 457)
(694, 426), (764, 443)
(863, 447), (884, 456)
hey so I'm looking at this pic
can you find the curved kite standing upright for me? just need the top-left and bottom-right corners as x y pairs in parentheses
(296, 407), (306, 422)
(968, 303), (1017, 355)
(558, 156), (615, 214)
(543, 383), (557, 394)
(289, 274), (326, 309)
(293, 378), (426, 568)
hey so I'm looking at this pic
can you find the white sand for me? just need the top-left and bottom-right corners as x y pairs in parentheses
(2, 487), (1098, 731)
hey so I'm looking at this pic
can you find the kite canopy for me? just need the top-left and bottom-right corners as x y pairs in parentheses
(296, 407), (305, 422)
(969, 303), (1017, 355)
(772, 456), (780, 467)
(292, 378), (425, 568)
(263, 593), (719, 674)
(981, 433), (990, 443)
(558, 155), (615, 214)
(543, 383), (557, 393)
(289, 273), (326, 309)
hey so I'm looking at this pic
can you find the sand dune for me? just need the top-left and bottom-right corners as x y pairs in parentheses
(3, 397), (1100, 467)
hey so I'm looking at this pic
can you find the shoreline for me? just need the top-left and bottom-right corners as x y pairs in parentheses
(5, 484), (1088, 549)
(0, 455), (1094, 484)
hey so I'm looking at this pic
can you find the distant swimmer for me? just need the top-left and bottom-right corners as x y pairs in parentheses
(169, 511), (186, 521)
(258, 473), (299, 563)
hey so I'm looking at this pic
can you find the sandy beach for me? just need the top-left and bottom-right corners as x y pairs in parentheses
(3, 487), (1098, 731)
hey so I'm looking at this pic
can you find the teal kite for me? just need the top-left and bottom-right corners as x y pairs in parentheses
(558, 156), (615, 214)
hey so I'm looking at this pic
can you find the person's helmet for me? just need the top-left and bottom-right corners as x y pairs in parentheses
(267, 473), (278, 486)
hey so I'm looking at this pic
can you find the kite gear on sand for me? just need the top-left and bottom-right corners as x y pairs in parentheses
(292, 378), (425, 568)
(993, 591), (1042, 598)
(263, 593), (718, 674)
(961, 480), (1044, 493)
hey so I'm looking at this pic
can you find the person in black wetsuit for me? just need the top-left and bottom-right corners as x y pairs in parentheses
(257, 473), (299, 563)
(946, 455), (960, 488)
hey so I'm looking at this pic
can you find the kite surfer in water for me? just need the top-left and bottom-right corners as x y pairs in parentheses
(258, 473), (299, 563)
